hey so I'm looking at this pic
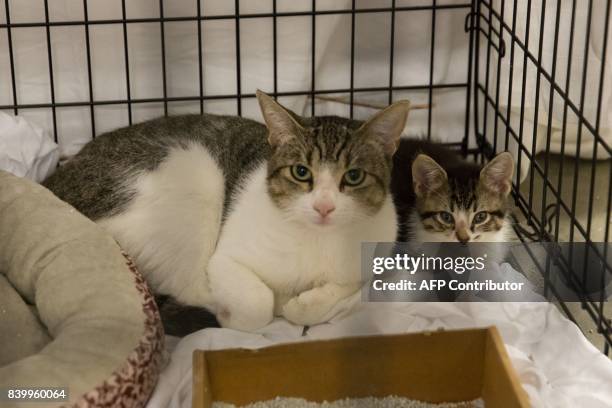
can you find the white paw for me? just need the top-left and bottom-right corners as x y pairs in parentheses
(215, 291), (274, 332)
(217, 303), (273, 331)
(281, 291), (331, 326)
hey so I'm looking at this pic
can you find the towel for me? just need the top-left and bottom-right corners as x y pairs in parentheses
(0, 112), (59, 182)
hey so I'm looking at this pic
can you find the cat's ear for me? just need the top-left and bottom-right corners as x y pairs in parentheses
(412, 154), (447, 196)
(480, 152), (514, 195)
(358, 100), (411, 156)
(256, 90), (303, 146)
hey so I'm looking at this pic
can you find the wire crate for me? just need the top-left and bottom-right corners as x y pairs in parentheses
(1, 0), (609, 355)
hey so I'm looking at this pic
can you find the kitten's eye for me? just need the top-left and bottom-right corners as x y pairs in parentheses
(473, 211), (488, 224)
(291, 165), (312, 182)
(343, 169), (365, 186)
(438, 212), (454, 224)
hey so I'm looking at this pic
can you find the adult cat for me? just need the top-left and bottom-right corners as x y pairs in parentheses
(44, 91), (410, 331)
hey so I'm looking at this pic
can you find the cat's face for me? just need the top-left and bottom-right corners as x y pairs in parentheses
(411, 153), (514, 243)
(257, 91), (410, 228)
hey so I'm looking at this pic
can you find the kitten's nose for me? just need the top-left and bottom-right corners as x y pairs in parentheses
(456, 229), (470, 244)
(314, 201), (336, 217)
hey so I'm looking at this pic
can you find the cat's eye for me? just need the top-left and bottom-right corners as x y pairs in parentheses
(343, 169), (366, 186)
(473, 211), (488, 224)
(291, 165), (312, 182)
(438, 211), (454, 224)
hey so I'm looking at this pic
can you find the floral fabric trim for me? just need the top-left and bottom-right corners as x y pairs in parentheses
(66, 253), (165, 408)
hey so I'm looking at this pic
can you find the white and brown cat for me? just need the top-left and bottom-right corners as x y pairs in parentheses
(44, 91), (410, 333)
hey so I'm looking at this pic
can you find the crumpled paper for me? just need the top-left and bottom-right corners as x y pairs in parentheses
(0, 112), (59, 182)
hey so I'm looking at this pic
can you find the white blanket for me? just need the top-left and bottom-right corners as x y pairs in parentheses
(147, 300), (612, 408)
(0, 112), (58, 182)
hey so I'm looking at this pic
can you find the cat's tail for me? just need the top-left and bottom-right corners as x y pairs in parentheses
(154, 294), (220, 337)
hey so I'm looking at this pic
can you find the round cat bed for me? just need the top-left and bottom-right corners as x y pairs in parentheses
(0, 170), (164, 407)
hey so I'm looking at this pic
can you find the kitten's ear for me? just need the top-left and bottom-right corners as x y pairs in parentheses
(412, 154), (447, 196)
(256, 90), (303, 146)
(480, 152), (514, 195)
(358, 100), (411, 156)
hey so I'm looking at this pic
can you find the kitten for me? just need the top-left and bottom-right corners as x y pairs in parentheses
(391, 140), (514, 243)
(44, 91), (410, 332)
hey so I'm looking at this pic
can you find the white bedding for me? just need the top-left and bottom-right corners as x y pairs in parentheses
(147, 299), (612, 408)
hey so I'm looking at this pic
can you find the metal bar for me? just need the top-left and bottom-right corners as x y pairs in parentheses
(197, 0), (204, 114)
(427, 0), (436, 140)
(159, 0), (168, 116)
(472, 0), (482, 159)
(4, 0), (17, 115)
(388, 0), (396, 105)
(272, 0), (278, 99)
(310, 0), (316, 115)
(0, 83), (469, 111)
(83, 0), (96, 138)
(525, 0), (547, 234)
(121, 0), (133, 124)
(540, 0), (562, 297)
(515, 0), (532, 196)
(552, 0), (577, 243)
(491, 0), (505, 153)
(503, 0), (518, 154)
(43, 0), (58, 143)
(481, 0), (494, 153)
(462, 0), (476, 156)
(349, 0), (356, 118)
(567, 0), (594, 273)
(234, 0), (241, 115)
(0, 4), (473, 29)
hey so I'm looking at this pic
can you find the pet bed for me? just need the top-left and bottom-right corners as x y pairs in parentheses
(0, 170), (165, 407)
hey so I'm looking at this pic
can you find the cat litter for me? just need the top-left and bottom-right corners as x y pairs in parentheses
(212, 396), (484, 408)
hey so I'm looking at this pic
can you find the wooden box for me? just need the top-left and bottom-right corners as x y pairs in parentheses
(193, 327), (529, 407)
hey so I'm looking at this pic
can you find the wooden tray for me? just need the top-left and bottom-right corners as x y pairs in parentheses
(193, 327), (530, 408)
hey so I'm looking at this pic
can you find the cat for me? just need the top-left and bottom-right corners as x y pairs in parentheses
(43, 91), (410, 332)
(383, 141), (515, 302)
(391, 139), (515, 243)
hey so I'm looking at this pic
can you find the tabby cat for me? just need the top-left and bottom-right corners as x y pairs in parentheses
(44, 91), (410, 332)
(391, 139), (515, 243)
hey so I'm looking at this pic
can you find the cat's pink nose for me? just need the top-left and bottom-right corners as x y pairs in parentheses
(314, 201), (336, 217)
(456, 229), (470, 244)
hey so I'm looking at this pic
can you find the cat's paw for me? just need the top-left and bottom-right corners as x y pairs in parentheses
(281, 290), (331, 326)
(208, 254), (276, 332)
(215, 289), (274, 331)
(217, 303), (273, 332)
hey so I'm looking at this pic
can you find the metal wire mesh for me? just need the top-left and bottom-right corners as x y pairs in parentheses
(1, 0), (609, 354)
(473, 0), (611, 355)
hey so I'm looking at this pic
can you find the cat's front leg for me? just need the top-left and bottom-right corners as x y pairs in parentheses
(281, 282), (360, 326)
(208, 254), (274, 331)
